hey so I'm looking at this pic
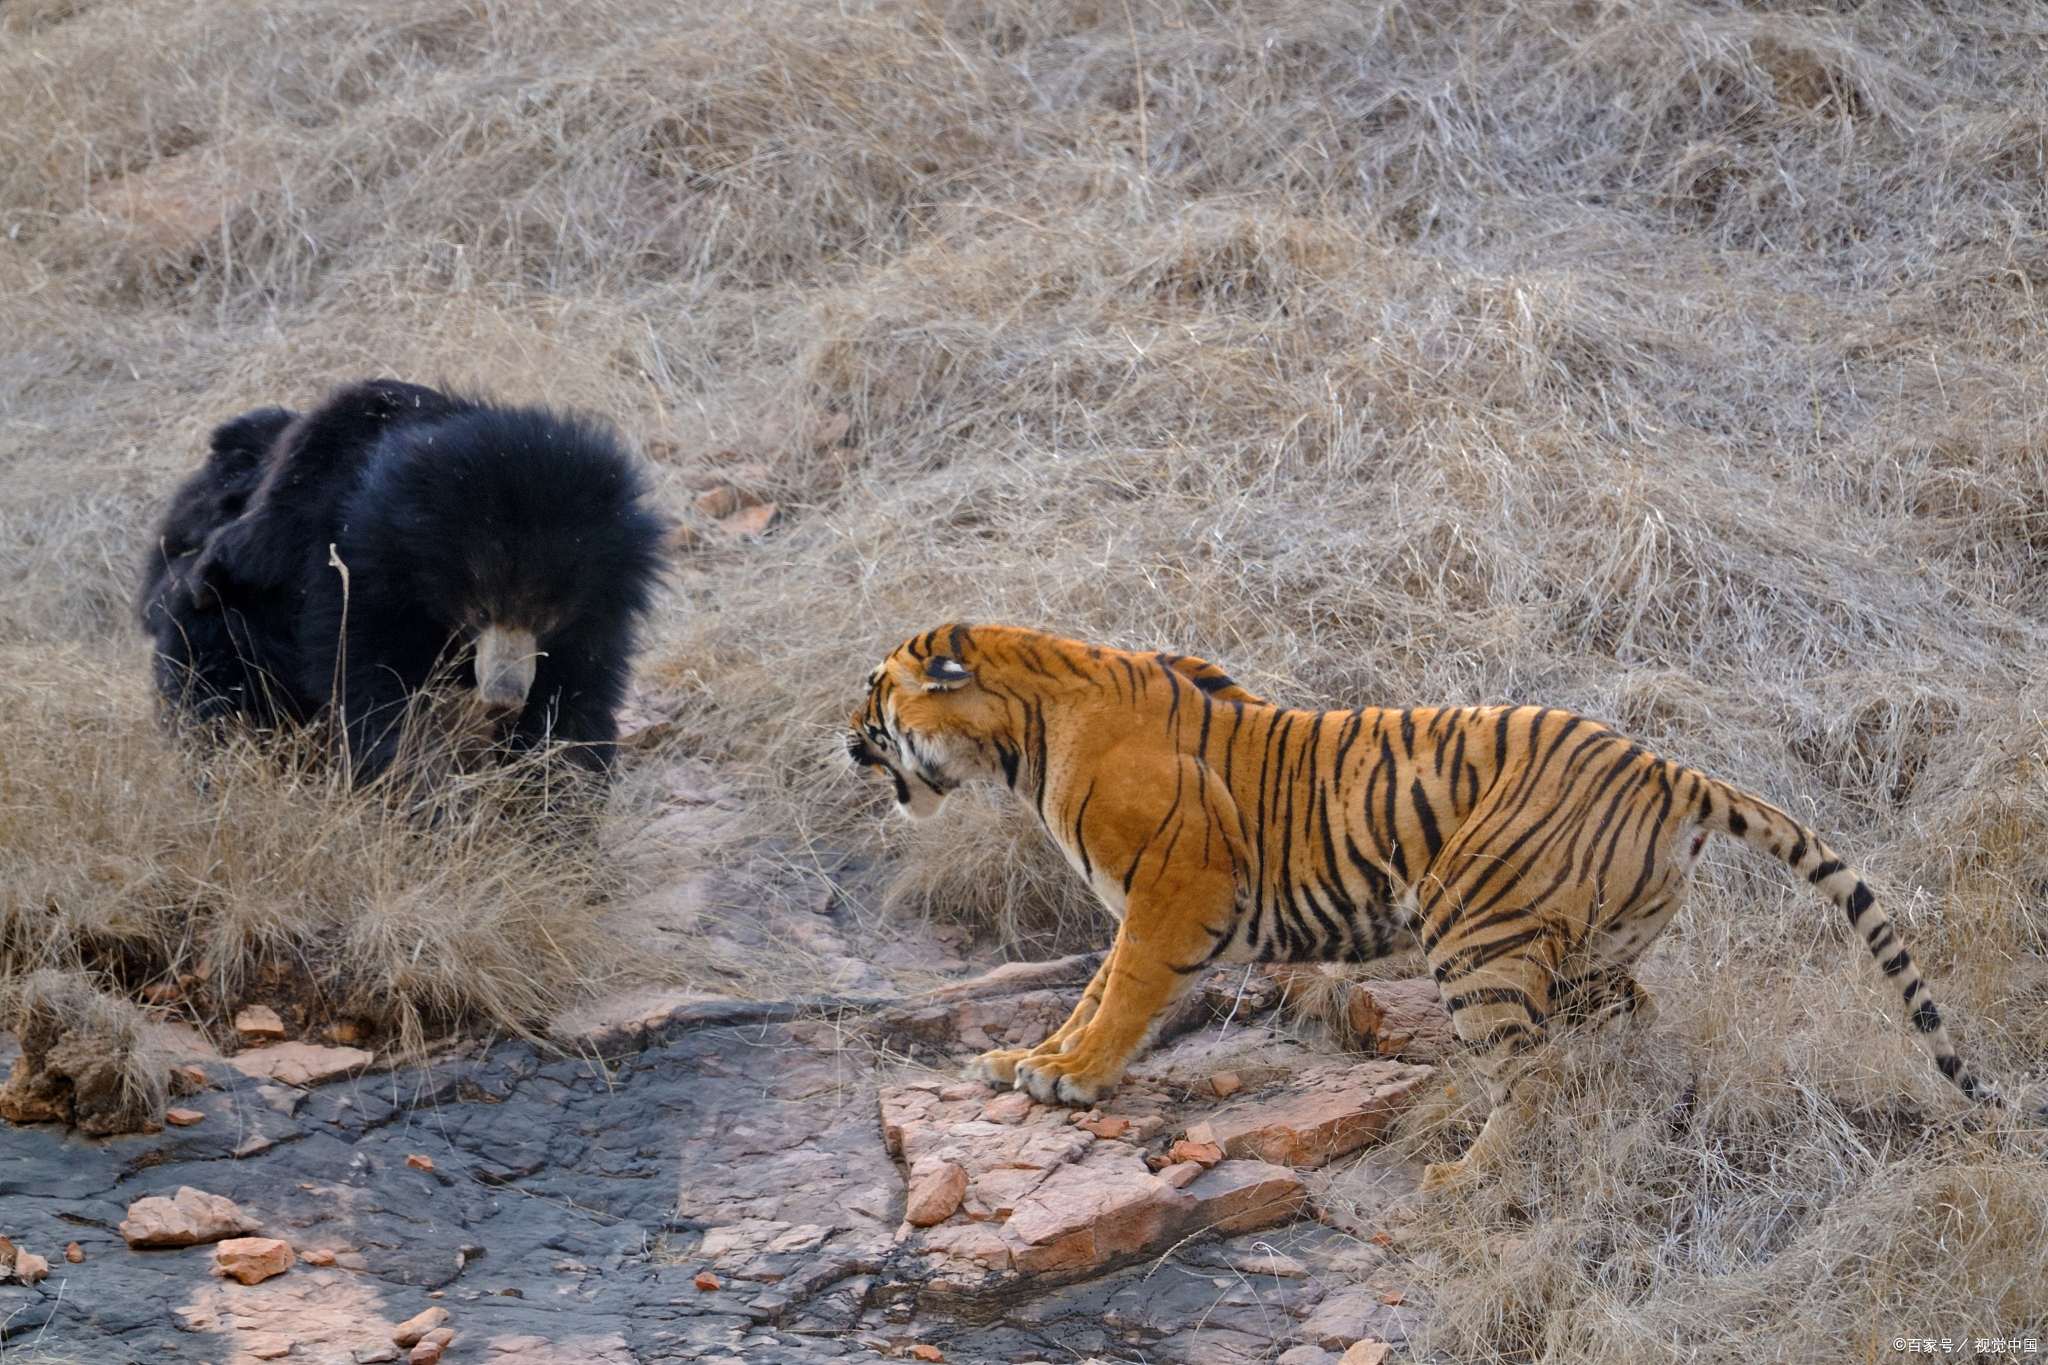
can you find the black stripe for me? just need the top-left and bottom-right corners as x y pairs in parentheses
(1844, 883), (1874, 923)
(1411, 779), (1442, 861)
(1808, 858), (1845, 885)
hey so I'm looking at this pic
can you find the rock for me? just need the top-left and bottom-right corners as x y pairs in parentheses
(1158, 1161), (1204, 1189)
(168, 1063), (209, 1093)
(64, 1242), (83, 1263)
(1180, 1160), (1309, 1235)
(120, 1186), (262, 1247)
(915, 953), (1103, 1004)
(420, 1328), (456, 1348)
(980, 1091), (1033, 1125)
(1168, 1140), (1223, 1167)
(717, 502), (778, 538)
(235, 1005), (288, 1042)
(165, 1107), (206, 1126)
(1338, 1343), (1393, 1365)
(229, 1041), (373, 1087)
(694, 486), (765, 518)
(3, 1240), (51, 1286)
(693, 1271), (720, 1291)
(1183, 1061), (1435, 1168)
(1278, 1348), (1338, 1365)
(246, 1335), (297, 1360)
(613, 694), (676, 749)
(353, 1347), (400, 1364)
(1303, 1285), (1393, 1350)
(1234, 1251), (1307, 1277)
(303, 1248), (337, 1266)
(1078, 1115), (1130, 1139)
(905, 1161), (969, 1226)
(213, 1236), (296, 1284)
(392, 1306), (452, 1347)
(334, 1251), (369, 1271)
(911, 1347), (944, 1362)
(410, 1345), (444, 1365)
(0, 1041), (129, 1132)
(1207, 1071), (1243, 1098)
(407, 1153), (436, 1171)
(256, 1083), (305, 1116)
(1347, 978), (1456, 1059)
(1004, 1146), (1190, 1272)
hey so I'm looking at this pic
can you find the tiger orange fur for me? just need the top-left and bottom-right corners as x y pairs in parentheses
(848, 624), (1995, 1188)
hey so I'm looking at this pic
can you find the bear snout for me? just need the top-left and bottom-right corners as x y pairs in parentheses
(474, 624), (541, 713)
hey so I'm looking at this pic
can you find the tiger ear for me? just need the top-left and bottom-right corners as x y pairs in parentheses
(923, 656), (973, 692)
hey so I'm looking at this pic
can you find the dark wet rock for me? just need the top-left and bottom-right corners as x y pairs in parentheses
(2, 985), (1428, 1364)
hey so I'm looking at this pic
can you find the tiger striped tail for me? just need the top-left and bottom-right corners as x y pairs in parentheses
(1701, 778), (1995, 1106)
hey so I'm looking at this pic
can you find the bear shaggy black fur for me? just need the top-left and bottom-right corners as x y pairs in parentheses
(140, 379), (669, 779)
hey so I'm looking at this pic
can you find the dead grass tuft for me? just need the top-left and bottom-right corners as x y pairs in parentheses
(0, 651), (626, 1078)
(0, 967), (168, 1135)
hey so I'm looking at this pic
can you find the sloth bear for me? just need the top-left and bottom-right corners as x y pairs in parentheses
(140, 379), (670, 780)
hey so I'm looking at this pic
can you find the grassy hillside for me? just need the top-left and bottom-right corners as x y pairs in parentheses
(4, 0), (2047, 1356)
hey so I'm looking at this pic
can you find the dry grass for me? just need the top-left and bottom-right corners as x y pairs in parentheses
(0, 648), (630, 1058)
(6, 0), (2048, 1354)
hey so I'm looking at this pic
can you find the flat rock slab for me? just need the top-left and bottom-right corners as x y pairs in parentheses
(228, 1042), (373, 1088)
(1185, 1060), (1438, 1168)
(875, 1038), (1429, 1311)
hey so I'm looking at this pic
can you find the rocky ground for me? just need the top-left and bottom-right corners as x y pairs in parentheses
(1, 754), (1452, 1365)
(0, 988), (1445, 1365)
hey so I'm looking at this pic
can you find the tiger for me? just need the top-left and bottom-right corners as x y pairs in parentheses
(847, 623), (1998, 1190)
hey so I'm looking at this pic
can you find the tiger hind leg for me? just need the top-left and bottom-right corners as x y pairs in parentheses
(1419, 956), (1559, 1195)
(1552, 963), (1659, 1029)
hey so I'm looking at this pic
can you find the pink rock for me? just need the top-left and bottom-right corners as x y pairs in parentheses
(392, 1306), (452, 1347)
(1005, 1147), (1193, 1272)
(979, 1091), (1033, 1125)
(234, 1005), (287, 1042)
(917, 1220), (1015, 1271)
(228, 1041), (373, 1088)
(120, 1186), (262, 1247)
(1183, 1061), (1434, 1168)
(244, 1334), (296, 1360)
(1158, 1160), (1204, 1189)
(904, 1160), (969, 1226)
(1348, 978), (1456, 1058)
(212, 1236), (295, 1284)
(1182, 1159), (1309, 1234)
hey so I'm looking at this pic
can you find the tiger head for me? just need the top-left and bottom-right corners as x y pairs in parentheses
(847, 623), (1009, 819)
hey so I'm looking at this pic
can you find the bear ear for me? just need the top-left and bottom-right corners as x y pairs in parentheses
(923, 656), (973, 692)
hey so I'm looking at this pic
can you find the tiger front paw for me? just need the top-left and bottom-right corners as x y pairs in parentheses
(967, 1048), (1032, 1087)
(1013, 1052), (1115, 1106)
